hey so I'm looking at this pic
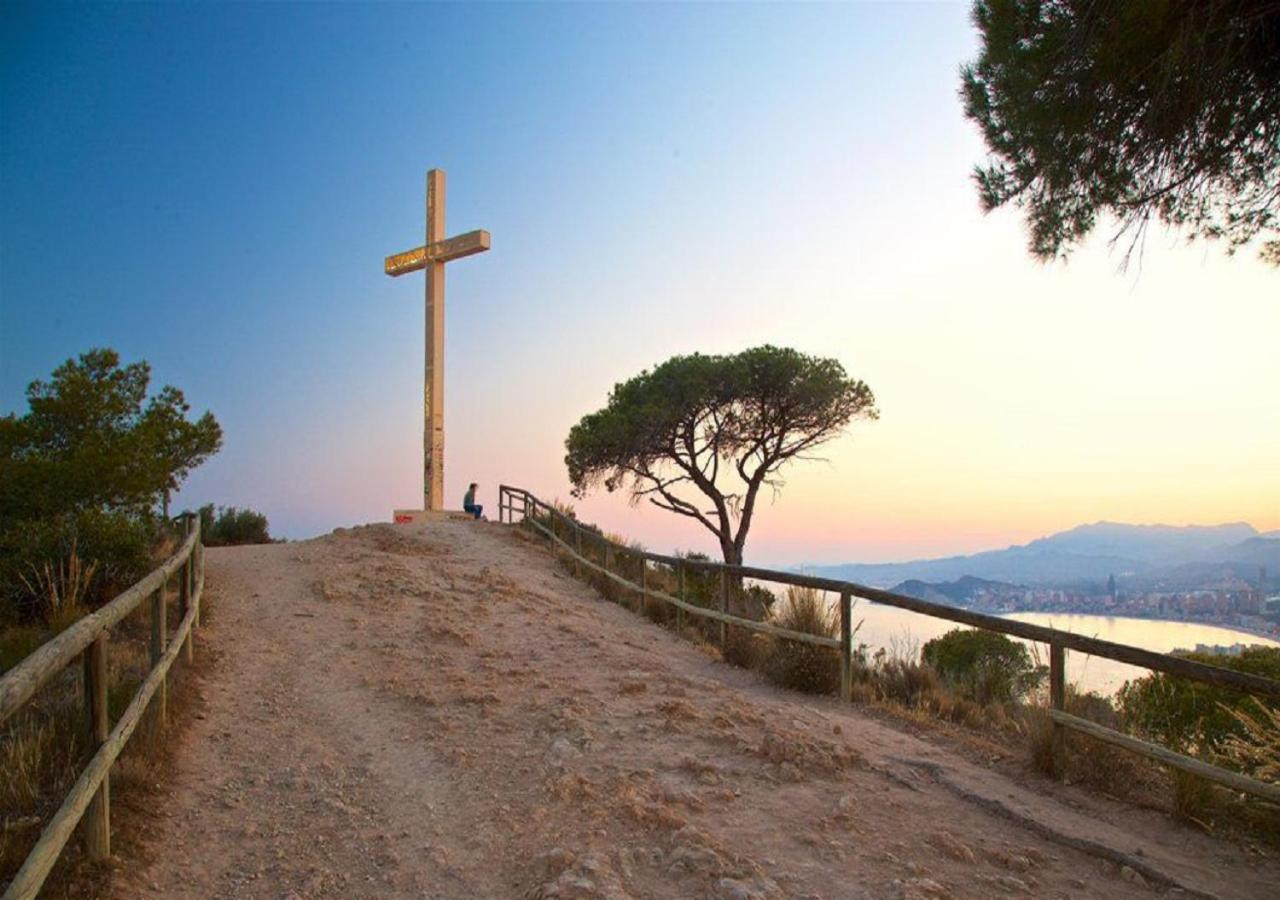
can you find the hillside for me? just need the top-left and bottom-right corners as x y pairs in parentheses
(889, 575), (1023, 606)
(811, 521), (1274, 589)
(105, 518), (1279, 898)
(1200, 536), (1280, 569)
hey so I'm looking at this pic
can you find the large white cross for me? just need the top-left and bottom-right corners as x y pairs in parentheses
(385, 169), (490, 512)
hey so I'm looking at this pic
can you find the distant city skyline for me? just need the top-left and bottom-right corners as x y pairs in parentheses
(3, 2), (1277, 566)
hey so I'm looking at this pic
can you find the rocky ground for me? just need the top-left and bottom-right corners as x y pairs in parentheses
(105, 518), (1279, 899)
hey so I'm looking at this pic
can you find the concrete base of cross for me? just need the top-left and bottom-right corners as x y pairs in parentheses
(392, 509), (475, 524)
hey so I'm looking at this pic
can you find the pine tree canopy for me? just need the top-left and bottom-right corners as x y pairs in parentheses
(962, 1), (1280, 266)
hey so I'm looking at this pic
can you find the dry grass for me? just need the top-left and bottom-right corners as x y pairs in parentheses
(17, 544), (98, 628)
(1171, 770), (1215, 826)
(0, 573), (208, 893)
(0, 554), (104, 877)
(1017, 691), (1280, 845)
(917, 689), (1002, 730)
(1023, 688), (1156, 799)
(850, 638), (938, 710)
(761, 587), (841, 695)
(641, 591), (675, 627)
(1024, 706), (1057, 777)
(1220, 701), (1280, 782)
(722, 625), (770, 671)
(1163, 702), (1280, 839)
(0, 642), (143, 884)
(0, 673), (90, 872)
(847, 637), (1019, 733)
(869, 657), (939, 707)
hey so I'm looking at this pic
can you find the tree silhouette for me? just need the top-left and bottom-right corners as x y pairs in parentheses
(565, 346), (877, 565)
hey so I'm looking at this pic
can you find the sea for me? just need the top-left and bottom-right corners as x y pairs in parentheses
(845, 600), (1280, 698)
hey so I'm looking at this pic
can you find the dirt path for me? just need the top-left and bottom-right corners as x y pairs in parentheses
(107, 520), (1279, 899)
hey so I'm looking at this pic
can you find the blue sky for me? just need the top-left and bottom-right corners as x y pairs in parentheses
(3, 2), (1277, 564)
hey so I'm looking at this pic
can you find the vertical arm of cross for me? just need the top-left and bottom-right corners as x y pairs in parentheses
(424, 169), (446, 511)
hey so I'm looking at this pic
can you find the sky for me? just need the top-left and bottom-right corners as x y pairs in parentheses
(2, 2), (1277, 567)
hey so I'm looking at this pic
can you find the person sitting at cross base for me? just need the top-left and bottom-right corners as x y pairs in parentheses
(463, 483), (483, 520)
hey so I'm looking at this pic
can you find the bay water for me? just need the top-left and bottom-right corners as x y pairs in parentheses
(846, 600), (1279, 697)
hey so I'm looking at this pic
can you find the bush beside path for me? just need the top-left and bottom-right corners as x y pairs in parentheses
(105, 519), (1280, 899)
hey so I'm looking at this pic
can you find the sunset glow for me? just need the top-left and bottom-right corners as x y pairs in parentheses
(3, 3), (1276, 566)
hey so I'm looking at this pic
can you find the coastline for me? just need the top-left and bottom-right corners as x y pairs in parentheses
(998, 609), (1280, 648)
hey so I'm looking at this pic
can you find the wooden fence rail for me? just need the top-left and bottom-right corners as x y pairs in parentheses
(1, 516), (206, 900)
(498, 484), (1280, 805)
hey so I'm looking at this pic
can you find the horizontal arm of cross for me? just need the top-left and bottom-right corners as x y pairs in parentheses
(385, 229), (491, 277)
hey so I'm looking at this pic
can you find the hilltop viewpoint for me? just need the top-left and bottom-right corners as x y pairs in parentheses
(92, 517), (1279, 899)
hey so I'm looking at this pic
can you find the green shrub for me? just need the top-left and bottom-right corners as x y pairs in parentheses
(921, 628), (1045, 704)
(674, 554), (721, 641)
(1117, 647), (1280, 758)
(0, 348), (219, 527)
(676, 554), (718, 598)
(199, 504), (273, 546)
(1, 349), (219, 621)
(0, 509), (155, 621)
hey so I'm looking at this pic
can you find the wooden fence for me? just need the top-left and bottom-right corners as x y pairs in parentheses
(498, 484), (1280, 805)
(0, 516), (206, 900)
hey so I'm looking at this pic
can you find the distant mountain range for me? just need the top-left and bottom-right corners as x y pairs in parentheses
(807, 522), (1279, 590)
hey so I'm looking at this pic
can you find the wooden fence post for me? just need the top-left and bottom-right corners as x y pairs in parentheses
(179, 518), (194, 664)
(677, 562), (686, 635)
(639, 559), (647, 615)
(718, 569), (727, 652)
(840, 590), (852, 702)
(151, 587), (167, 725)
(81, 635), (110, 859)
(574, 521), (582, 578)
(195, 540), (204, 628)
(605, 544), (614, 600)
(1050, 642), (1066, 776)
